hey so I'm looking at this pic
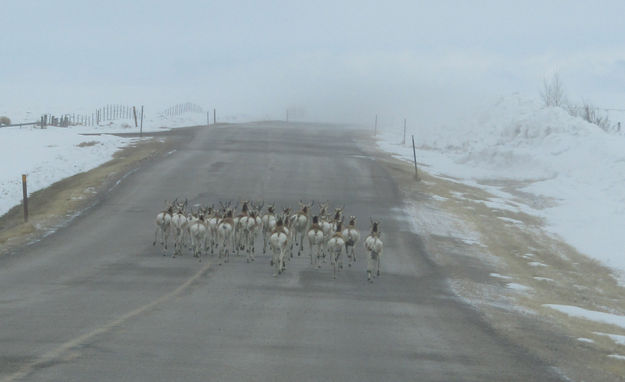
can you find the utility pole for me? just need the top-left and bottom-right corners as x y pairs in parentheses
(402, 118), (406, 145)
(374, 114), (378, 136)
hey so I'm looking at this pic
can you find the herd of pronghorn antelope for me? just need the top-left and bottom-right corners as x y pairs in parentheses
(153, 199), (384, 282)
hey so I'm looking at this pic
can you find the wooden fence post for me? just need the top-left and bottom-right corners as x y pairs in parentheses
(411, 135), (419, 181)
(22, 174), (28, 222)
(374, 114), (378, 136)
(140, 106), (144, 137)
(133, 106), (138, 127)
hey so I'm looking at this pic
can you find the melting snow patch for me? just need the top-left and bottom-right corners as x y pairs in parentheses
(490, 273), (513, 280)
(594, 332), (625, 346)
(528, 261), (548, 267)
(533, 276), (554, 282)
(544, 304), (625, 330)
(577, 338), (594, 343)
(522, 253), (536, 259)
(483, 198), (522, 213)
(450, 191), (466, 199)
(608, 354), (625, 361)
(404, 201), (482, 246)
(431, 195), (447, 202)
(506, 283), (532, 292)
(497, 216), (524, 226)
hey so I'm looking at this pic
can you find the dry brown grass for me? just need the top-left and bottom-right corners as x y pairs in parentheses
(76, 141), (99, 147)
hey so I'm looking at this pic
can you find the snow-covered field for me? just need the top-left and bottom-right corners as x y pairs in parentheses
(376, 94), (625, 356)
(0, 111), (209, 217)
(376, 94), (625, 276)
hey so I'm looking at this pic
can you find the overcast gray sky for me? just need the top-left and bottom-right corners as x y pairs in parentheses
(2, 0), (624, 125)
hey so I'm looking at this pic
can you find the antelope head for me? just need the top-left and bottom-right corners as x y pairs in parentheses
(282, 207), (292, 221)
(318, 201), (329, 217)
(370, 218), (380, 234)
(348, 216), (357, 227)
(333, 207), (343, 221)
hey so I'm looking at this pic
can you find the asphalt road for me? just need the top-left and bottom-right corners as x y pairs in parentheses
(0, 122), (563, 381)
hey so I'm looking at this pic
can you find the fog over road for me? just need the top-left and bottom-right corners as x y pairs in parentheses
(0, 122), (562, 381)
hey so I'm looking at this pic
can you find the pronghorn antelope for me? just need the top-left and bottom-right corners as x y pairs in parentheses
(189, 212), (208, 259)
(331, 206), (344, 232)
(234, 200), (250, 255)
(281, 207), (295, 258)
(322, 206), (343, 260)
(364, 220), (383, 282)
(235, 201), (263, 262)
(290, 201), (313, 256)
(322, 206), (343, 248)
(254, 202), (263, 242)
(241, 208), (261, 263)
(306, 216), (324, 267)
(217, 209), (235, 264)
(261, 204), (277, 254)
(269, 218), (290, 276)
(318, 203), (333, 263)
(204, 206), (219, 254)
(171, 201), (189, 257)
(342, 216), (360, 266)
(152, 199), (382, 282)
(153, 204), (174, 252)
(208, 201), (233, 255)
(204, 206), (217, 254)
(251, 201), (264, 254)
(327, 221), (345, 279)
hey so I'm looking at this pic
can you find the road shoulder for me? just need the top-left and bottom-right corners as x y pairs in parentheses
(356, 133), (625, 382)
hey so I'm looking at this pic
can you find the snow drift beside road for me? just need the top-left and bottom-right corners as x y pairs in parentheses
(0, 112), (208, 217)
(377, 94), (625, 276)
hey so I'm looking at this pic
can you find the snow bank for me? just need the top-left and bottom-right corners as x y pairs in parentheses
(0, 126), (133, 217)
(0, 110), (210, 217)
(377, 93), (625, 276)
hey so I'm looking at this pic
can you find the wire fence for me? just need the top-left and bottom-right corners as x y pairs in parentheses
(162, 102), (204, 117)
(38, 104), (137, 127)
